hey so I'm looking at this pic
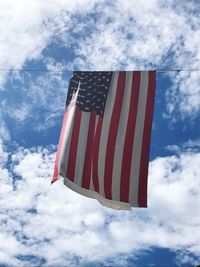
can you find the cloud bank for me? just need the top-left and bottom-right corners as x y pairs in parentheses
(0, 140), (199, 266)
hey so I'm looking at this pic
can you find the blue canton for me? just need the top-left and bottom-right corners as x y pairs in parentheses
(66, 71), (113, 116)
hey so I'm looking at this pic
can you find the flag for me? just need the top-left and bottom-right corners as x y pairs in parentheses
(52, 71), (156, 210)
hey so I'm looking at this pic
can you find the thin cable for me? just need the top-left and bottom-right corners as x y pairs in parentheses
(157, 68), (200, 72)
(0, 68), (68, 72)
(0, 68), (200, 73)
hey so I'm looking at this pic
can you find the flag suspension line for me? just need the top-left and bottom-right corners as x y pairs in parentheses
(0, 68), (200, 73)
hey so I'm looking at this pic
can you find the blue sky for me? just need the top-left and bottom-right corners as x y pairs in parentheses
(0, 0), (200, 266)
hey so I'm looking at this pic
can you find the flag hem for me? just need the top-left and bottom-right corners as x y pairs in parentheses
(60, 175), (132, 210)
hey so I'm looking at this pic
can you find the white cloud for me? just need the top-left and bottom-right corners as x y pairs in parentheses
(0, 0), (106, 133)
(68, 0), (198, 71)
(1, 70), (68, 132)
(0, 0), (100, 75)
(166, 71), (200, 120)
(166, 138), (200, 153)
(0, 141), (199, 266)
(0, 117), (10, 141)
(0, 0), (200, 118)
(65, 0), (200, 118)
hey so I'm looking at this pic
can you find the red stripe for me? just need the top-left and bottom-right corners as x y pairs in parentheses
(66, 106), (82, 182)
(138, 71), (156, 207)
(82, 111), (96, 189)
(104, 72), (126, 199)
(52, 110), (69, 184)
(92, 116), (103, 193)
(120, 72), (141, 202)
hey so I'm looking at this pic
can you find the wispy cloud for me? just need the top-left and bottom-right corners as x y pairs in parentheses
(1, 70), (68, 133)
(166, 71), (200, 120)
(0, 117), (10, 141)
(166, 138), (200, 154)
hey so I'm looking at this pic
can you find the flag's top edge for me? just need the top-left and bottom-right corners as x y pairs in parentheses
(72, 70), (157, 74)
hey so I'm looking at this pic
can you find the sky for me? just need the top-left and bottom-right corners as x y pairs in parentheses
(0, 0), (200, 266)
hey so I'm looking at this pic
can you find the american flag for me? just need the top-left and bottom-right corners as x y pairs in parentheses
(52, 71), (156, 210)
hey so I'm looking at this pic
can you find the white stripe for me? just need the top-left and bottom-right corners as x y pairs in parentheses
(129, 71), (149, 206)
(111, 72), (133, 201)
(58, 106), (76, 178)
(98, 72), (119, 197)
(74, 111), (91, 186)
(89, 115), (99, 191)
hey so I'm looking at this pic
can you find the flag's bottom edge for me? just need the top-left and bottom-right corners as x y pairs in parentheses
(58, 175), (140, 210)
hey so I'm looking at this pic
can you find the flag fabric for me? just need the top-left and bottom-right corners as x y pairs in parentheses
(52, 71), (156, 210)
